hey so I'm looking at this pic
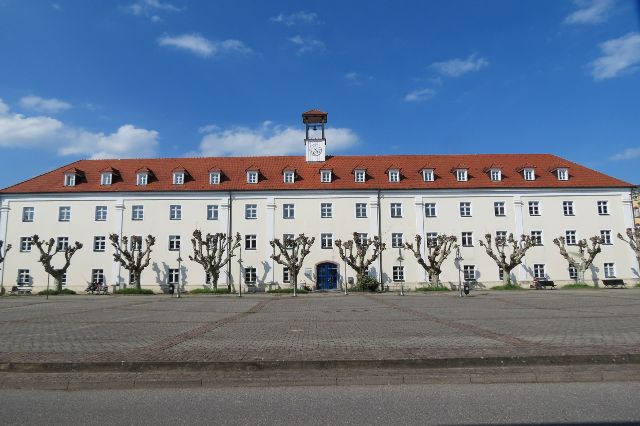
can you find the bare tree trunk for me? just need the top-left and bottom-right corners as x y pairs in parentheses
(502, 267), (511, 286)
(54, 276), (62, 292)
(133, 270), (142, 290)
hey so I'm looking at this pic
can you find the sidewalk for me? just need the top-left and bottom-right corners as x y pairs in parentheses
(1, 290), (639, 387)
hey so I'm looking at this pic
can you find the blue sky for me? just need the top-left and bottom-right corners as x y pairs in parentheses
(0, 0), (639, 188)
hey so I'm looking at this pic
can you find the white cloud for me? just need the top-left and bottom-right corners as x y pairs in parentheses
(19, 95), (71, 114)
(403, 88), (436, 103)
(195, 121), (358, 157)
(590, 32), (640, 80)
(431, 54), (489, 77)
(270, 11), (319, 26)
(287, 35), (325, 55)
(344, 71), (372, 86)
(122, 0), (181, 19)
(610, 146), (640, 161)
(564, 0), (614, 25)
(0, 98), (159, 158)
(158, 33), (252, 58)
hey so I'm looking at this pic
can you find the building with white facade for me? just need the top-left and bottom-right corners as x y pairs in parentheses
(0, 110), (635, 293)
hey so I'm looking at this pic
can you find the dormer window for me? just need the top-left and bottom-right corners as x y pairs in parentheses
(284, 171), (295, 183)
(523, 168), (535, 181)
(556, 168), (568, 181)
(490, 169), (502, 182)
(100, 172), (112, 186)
(247, 171), (258, 184)
(455, 169), (468, 182)
(355, 169), (366, 183)
(388, 169), (400, 183)
(209, 171), (221, 185)
(320, 169), (332, 183)
(136, 172), (148, 186)
(422, 169), (434, 182)
(173, 172), (185, 185)
(64, 173), (76, 187)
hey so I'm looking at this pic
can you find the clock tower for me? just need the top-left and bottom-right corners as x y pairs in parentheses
(303, 109), (327, 162)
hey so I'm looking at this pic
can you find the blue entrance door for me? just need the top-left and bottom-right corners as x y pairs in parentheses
(316, 263), (338, 291)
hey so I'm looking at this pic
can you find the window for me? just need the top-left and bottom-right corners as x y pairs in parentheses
(207, 205), (219, 221)
(422, 169), (434, 182)
(171, 172), (183, 185)
(19, 237), (32, 252)
(533, 264), (545, 279)
(498, 267), (504, 281)
(169, 204), (182, 220)
(130, 236), (142, 251)
(388, 169), (400, 182)
(56, 237), (69, 251)
(58, 206), (71, 222)
(557, 168), (568, 181)
(569, 266), (578, 280)
(565, 230), (577, 245)
(391, 233), (404, 248)
(320, 170), (332, 183)
(424, 203), (437, 217)
(61, 272), (67, 288)
(456, 169), (468, 182)
(494, 201), (505, 216)
(168, 269), (179, 285)
(523, 168), (535, 181)
(282, 233), (294, 243)
(604, 262), (615, 278)
(490, 169), (501, 181)
(64, 173), (76, 187)
(463, 265), (475, 281)
(245, 234), (257, 250)
(357, 233), (368, 245)
(22, 207), (34, 222)
(495, 231), (507, 243)
(209, 172), (221, 185)
(283, 204), (295, 219)
(95, 206), (107, 221)
(355, 170), (366, 183)
(600, 230), (612, 245)
(426, 232), (438, 247)
(461, 232), (473, 247)
(528, 201), (540, 216)
(355, 203), (367, 218)
(284, 171), (295, 183)
(459, 202), (471, 217)
(531, 230), (543, 246)
(563, 201), (574, 216)
(132, 205), (144, 221)
(136, 172), (148, 186)
(244, 267), (257, 284)
(321, 233), (333, 249)
(247, 171), (258, 184)
(92, 269), (105, 285)
(321, 203), (332, 218)
(597, 201), (609, 215)
(283, 267), (290, 283)
(393, 266), (404, 282)
(245, 204), (257, 219)
(100, 172), (112, 186)
(390, 203), (403, 218)
(168, 235), (181, 251)
(17, 269), (30, 286)
(93, 236), (106, 252)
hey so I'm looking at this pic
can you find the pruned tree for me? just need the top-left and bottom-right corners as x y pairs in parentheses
(109, 234), (155, 290)
(0, 240), (12, 294)
(32, 235), (83, 292)
(617, 227), (640, 271)
(403, 234), (457, 286)
(270, 234), (315, 293)
(335, 232), (386, 288)
(479, 233), (534, 286)
(553, 236), (603, 284)
(189, 230), (241, 291)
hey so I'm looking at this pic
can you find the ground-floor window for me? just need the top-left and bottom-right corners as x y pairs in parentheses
(392, 265), (404, 282)
(168, 268), (179, 284)
(568, 266), (578, 280)
(463, 265), (475, 281)
(283, 267), (290, 283)
(17, 269), (30, 286)
(604, 262), (615, 278)
(61, 272), (67, 288)
(533, 264), (545, 279)
(91, 269), (105, 285)
(244, 267), (257, 284)
(498, 267), (504, 281)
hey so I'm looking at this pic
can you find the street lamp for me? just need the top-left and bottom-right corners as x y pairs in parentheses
(0, 242), (11, 295)
(176, 248), (182, 299)
(343, 257), (348, 296)
(455, 245), (463, 298)
(237, 246), (242, 298)
(397, 248), (404, 296)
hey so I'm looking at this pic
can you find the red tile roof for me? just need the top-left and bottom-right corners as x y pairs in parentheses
(0, 154), (632, 194)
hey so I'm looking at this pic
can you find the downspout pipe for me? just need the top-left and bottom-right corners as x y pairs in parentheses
(377, 189), (383, 291)
(226, 191), (233, 290)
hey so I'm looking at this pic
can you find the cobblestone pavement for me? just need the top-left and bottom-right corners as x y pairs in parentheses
(0, 290), (639, 364)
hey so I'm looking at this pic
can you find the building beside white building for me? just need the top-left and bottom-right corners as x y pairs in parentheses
(0, 110), (635, 293)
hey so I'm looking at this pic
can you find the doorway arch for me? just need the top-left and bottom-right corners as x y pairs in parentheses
(316, 262), (338, 291)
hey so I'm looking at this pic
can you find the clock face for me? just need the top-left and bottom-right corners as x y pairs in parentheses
(310, 143), (323, 156)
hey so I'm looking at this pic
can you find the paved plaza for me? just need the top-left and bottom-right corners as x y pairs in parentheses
(1, 289), (639, 366)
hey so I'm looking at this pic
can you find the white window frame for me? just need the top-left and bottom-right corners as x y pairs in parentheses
(64, 173), (76, 187)
(455, 169), (468, 182)
(357, 233), (368, 245)
(563, 201), (574, 216)
(523, 168), (535, 181)
(168, 269), (179, 285)
(461, 232), (473, 247)
(136, 172), (148, 186)
(320, 203), (332, 218)
(424, 203), (437, 217)
(495, 231), (507, 243)
(95, 206), (108, 221)
(355, 170), (366, 183)
(569, 266), (578, 280)
(528, 201), (540, 216)
(320, 233), (333, 249)
(244, 267), (257, 284)
(565, 230), (577, 246)
(168, 235), (181, 251)
(490, 169), (501, 181)
(58, 206), (71, 222)
(283, 267), (290, 283)
(531, 230), (543, 246)
(283, 204), (295, 219)
(17, 269), (31, 286)
(533, 264), (546, 279)
(557, 168), (568, 181)
(207, 205), (219, 221)
(422, 169), (434, 182)
(463, 265), (475, 281)
(173, 172), (185, 185)
(494, 201), (505, 217)
(320, 170), (332, 183)
(130, 236), (142, 251)
(597, 201), (609, 215)
(91, 269), (105, 285)
(390, 203), (403, 218)
(459, 202), (472, 217)
(209, 172), (221, 185)
(391, 233), (404, 248)
(19, 237), (32, 252)
(284, 171), (295, 183)
(93, 236), (106, 252)
(604, 262), (615, 278)
(56, 237), (69, 251)
(392, 265), (404, 282)
(247, 171), (258, 184)
(388, 169), (400, 182)
(169, 204), (182, 221)
(132, 205), (144, 221)
(245, 234), (257, 250)
(245, 204), (257, 220)
(100, 172), (112, 186)
(22, 207), (34, 222)
(426, 232), (438, 247)
(600, 230), (612, 245)
(355, 203), (367, 218)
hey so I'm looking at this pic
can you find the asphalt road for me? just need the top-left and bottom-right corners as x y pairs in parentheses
(2, 382), (639, 425)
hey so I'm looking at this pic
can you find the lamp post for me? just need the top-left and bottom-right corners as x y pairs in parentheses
(0, 242), (11, 295)
(455, 245), (463, 298)
(343, 257), (348, 296)
(238, 246), (242, 298)
(397, 248), (404, 296)
(176, 248), (182, 299)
